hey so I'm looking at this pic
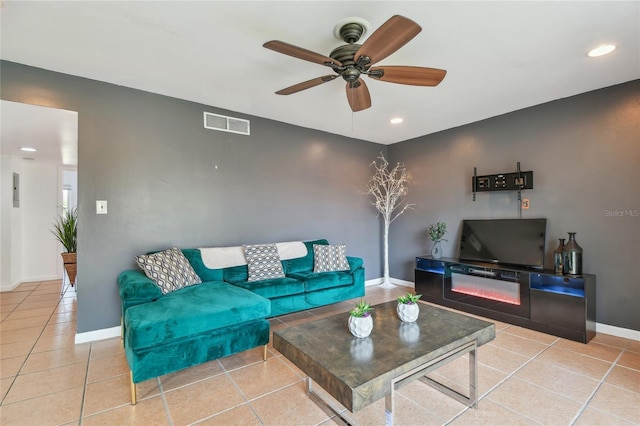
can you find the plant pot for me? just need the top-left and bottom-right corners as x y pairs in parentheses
(348, 315), (373, 338)
(431, 240), (443, 259)
(61, 252), (77, 286)
(397, 302), (419, 322)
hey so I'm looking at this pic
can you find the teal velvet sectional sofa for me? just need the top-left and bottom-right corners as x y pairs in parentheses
(117, 239), (365, 404)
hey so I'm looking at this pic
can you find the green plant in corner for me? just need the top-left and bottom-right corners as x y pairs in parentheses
(51, 207), (78, 252)
(397, 292), (422, 305)
(349, 299), (374, 318)
(427, 221), (447, 242)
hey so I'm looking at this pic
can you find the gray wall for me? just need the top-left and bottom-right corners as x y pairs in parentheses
(1, 61), (386, 333)
(388, 80), (640, 331)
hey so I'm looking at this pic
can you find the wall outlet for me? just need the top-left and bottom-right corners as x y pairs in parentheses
(96, 200), (108, 214)
(522, 199), (530, 210)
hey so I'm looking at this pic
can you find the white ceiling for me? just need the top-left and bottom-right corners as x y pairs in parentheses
(1, 1), (638, 148)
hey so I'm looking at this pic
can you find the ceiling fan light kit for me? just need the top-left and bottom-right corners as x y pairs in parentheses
(263, 15), (447, 112)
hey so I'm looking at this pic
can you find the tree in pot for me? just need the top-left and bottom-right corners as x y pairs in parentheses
(51, 207), (77, 286)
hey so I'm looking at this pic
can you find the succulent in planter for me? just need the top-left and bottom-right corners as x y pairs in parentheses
(51, 207), (78, 286)
(348, 299), (374, 338)
(397, 292), (421, 322)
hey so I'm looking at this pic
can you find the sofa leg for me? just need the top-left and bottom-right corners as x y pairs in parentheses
(130, 371), (137, 405)
(263, 345), (268, 361)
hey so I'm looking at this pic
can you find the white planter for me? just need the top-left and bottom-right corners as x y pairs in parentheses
(397, 302), (419, 322)
(348, 315), (373, 338)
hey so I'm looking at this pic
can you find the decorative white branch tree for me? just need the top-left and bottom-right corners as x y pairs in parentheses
(366, 153), (414, 288)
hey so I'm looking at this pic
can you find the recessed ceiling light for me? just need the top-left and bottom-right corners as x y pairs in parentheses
(20, 147), (37, 152)
(390, 117), (404, 124)
(587, 44), (616, 57)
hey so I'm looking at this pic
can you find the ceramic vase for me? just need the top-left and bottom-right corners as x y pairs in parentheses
(431, 240), (443, 259)
(397, 302), (419, 322)
(554, 238), (565, 275)
(348, 315), (373, 338)
(563, 232), (583, 276)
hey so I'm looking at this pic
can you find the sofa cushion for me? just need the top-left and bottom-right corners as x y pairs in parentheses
(223, 264), (249, 283)
(284, 239), (328, 274)
(243, 244), (285, 282)
(313, 244), (350, 272)
(125, 281), (271, 350)
(182, 249), (224, 282)
(135, 247), (202, 294)
(288, 270), (354, 292)
(232, 277), (305, 299)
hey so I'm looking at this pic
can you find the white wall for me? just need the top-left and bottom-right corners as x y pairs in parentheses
(21, 161), (60, 282)
(1, 155), (23, 290)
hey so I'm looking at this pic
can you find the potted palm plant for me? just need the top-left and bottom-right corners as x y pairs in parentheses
(348, 299), (374, 338)
(51, 207), (77, 286)
(397, 292), (421, 322)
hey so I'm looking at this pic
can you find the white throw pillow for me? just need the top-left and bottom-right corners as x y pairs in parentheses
(136, 247), (201, 294)
(243, 243), (285, 282)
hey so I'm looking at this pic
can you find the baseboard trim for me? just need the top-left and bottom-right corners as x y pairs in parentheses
(365, 277), (414, 288)
(596, 323), (640, 341)
(75, 326), (121, 345)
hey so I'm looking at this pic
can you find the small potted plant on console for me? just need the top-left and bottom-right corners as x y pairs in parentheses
(348, 299), (374, 338)
(397, 292), (422, 322)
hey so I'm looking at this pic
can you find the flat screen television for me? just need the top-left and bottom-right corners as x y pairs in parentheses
(459, 218), (547, 269)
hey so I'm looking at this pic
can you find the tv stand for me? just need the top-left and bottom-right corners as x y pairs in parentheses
(415, 256), (596, 343)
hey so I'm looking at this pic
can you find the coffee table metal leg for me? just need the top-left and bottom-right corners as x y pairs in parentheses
(307, 377), (353, 426)
(385, 389), (395, 426)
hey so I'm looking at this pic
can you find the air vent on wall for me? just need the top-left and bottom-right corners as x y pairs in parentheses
(203, 112), (250, 135)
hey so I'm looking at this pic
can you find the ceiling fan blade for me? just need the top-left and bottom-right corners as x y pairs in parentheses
(354, 15), (421, 66)
(275, 75), (338, 95)
(346, 79), (371, 112)
(263, 40), (342, 67)
(369, 66), (446, 86)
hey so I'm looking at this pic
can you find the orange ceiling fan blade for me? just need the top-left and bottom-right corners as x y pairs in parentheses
(354, 15), (421, 66)
(263, 40), (343, 67)
(346, 79), (371, 112)
(369, 66), (446, 86)
(276, 75), (338, 95)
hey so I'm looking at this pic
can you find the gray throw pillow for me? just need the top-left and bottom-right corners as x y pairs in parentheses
(136, 247), (202, 294)
(243, 243), (285, 282)
(313, 244), (350, 272)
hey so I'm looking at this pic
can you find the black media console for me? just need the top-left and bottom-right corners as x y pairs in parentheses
(415, 256), (596, 343)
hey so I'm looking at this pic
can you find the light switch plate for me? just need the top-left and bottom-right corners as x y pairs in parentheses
(96, 200), (108, 214)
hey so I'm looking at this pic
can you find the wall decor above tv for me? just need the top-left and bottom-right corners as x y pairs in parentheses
(459, 218), (547, 269)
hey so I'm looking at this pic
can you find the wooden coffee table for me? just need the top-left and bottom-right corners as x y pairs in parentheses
(273, 300), (495, 425)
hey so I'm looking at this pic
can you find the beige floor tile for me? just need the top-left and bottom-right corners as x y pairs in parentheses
(81, 395), (170, 425)
(13, 300), (59, 311)
(0, 339), (35, 359)
(618, 350), (640, 371)
(228, 357), (302, 400)
(195, 403), (263, 425)
(536, 346), (613, 380)
(477, 343), (530, 374)
(3, 362), (86, 404)
(21, 344), (90, 374)
(340, 392), (443, 426)
(86, 352), (130, 383)
(160, 360), (224, 391)
(487, 377), (582, 425)
(48, 311), (76, 325)
(590, 333), (631, 348)
(0, 386), (83, 426)
(83, 374), (159, 416)
(605, 365), (640, 393)
(514, 358), (600, 403)
(500, 325), (560, 345)
(15, 282), (40, 291)
(1, 376), (14, 401)
(0, 355), (26, 379)
(250, 381), (336, 426)
(165, 374), (246, 425)
(626, 340), (640, 354)
(575, 406), (635, 425)
(3, 306), (55, 321)
(396, 379), (467, 422)
(219, 345), (272, 372)
(40, 321), (76, 338)
(0, 326), (43, 345)
(450, 398), (538, 425)
(553, 337), (624, 362)
(427, 361), (507, 399)
(489, 331), (549, 358)
(588, 383), (640, 424)
(0, 311), (9, 321)
(0, 293), (29, 305)
(0, 303), (18, 313)
(1, 315), (50, 332)
(32, 330), (76, 353)
(89, 337), (124, 360)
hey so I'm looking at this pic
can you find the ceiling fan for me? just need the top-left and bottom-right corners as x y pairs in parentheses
(263, 15), (447, 112)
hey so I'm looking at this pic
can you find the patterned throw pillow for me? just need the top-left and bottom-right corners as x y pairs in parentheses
(243, 244), (285, 282)
(313, 244), (350, 273)
(136, 247), (202, 294)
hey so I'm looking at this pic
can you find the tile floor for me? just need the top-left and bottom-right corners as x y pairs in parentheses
(1, 279), (639, 425)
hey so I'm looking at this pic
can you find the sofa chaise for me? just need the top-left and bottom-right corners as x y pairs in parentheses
(118, 239), (365, 404)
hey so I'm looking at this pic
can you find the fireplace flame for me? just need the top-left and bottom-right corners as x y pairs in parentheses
(451, 286), (521, 305)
